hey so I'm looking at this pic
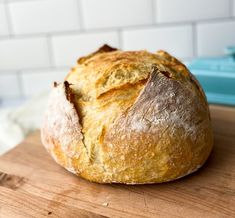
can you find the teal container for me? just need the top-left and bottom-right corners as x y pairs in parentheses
(188, 46), (235, 106)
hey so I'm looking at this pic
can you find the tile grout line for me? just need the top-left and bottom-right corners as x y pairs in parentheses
(231, 0), (234, 17)
(0, 17), (234, 41)
(77, 0), (84, 30)
(46, 35), (54, 67)
(117, 29), (123, 49)
(192, 22), (198, 58)
(7, 0), (42, 2)
(4, 0), (14, 37)
(0, 66), (70, 75)
(151, 0), (156, 24)
(16, 71), (25, 99)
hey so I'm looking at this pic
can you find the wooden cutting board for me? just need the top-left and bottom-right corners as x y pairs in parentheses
(0, 105), (235, 218)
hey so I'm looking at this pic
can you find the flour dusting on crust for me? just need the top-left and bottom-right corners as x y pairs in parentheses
(114, 66), (208, 143)
(41, 82), (84, 158)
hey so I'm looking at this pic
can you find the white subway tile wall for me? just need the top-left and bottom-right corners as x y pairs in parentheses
(122, 25), (193, 59)
(81, 0), (153, 29)
(0, 0), (234, 107)
(0, 73), (21, 98)
(155, 0), (231, 23)
(197, 21), (235, 56)
(0, 37), (50, 70)
(9, 0), (81, 35)
(21, 70), (66, 97)
(52, 32), (119, 67)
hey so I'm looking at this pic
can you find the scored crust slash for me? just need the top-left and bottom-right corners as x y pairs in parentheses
(41, 44), (213, 184)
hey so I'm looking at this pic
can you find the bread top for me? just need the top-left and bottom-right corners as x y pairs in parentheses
(64, 45), (207, 167)
(66, 45), (199, 100)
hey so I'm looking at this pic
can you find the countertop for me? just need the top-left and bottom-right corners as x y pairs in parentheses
(0, 105), (234, 218)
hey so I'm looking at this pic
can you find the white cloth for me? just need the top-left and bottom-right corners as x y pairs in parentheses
(0, 91), (49, 155)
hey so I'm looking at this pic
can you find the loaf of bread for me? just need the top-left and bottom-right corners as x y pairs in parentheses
(41, 45), (213, 184)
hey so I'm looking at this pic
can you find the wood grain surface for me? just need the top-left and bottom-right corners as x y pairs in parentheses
(0, 105), (235, 218)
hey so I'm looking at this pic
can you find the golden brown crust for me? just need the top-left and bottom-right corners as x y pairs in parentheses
(41, 45), (213, 184)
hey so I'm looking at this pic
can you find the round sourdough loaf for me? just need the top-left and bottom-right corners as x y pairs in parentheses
(41, 45), (213, 184)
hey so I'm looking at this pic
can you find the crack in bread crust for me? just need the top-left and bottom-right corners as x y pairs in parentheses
(41, 82), (88, 174)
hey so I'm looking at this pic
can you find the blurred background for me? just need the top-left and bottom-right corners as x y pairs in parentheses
(0, 0), (235, 152)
